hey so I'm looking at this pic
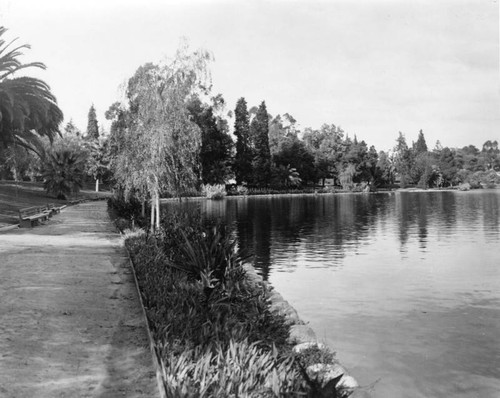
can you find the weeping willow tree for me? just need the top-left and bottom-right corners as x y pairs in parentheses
(113, 42), (212, 231)
(0, 27), (63, 156)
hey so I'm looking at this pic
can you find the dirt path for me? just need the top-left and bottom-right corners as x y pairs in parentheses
(0, 202), (158, 398)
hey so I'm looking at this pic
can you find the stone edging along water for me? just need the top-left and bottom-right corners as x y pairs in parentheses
(242, 263), (360, 397)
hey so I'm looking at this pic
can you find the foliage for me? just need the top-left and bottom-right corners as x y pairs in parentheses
(201, 183), (226, 200)
(187, 96), (233, 185)
(161, 340), (302, 397)
(42, 149), (85, 199)
(234, 97), (253, 185)
(338, 164), (356, 191)
(273, 138), (315, 186)
(271, 164), (302, 188)
(121, 212), (308, 395)
(85, 137), (110, 189)
(294, 344), (336, 369)
(392, 132), (414, 187)
(86, 104), (99, 140)
(251, 101), (272, 186)
(0, 27), (63, 153)
(110, 41), (212, 230)
(0, 143), (41, 181)
(413, 129), (428, 154)
(303, 124), (344, 184)
(235, 185), (249, 196)
(482, 140), (500, 170)
(107, 194), (146, 226)
(268, 113), (298, 156)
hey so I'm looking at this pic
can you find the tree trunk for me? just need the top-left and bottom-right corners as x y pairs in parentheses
(150, 196), (155, 233)
(95, 178), (99, 192)
(141, 200), (145, 218)
(155, 194), (160, 230)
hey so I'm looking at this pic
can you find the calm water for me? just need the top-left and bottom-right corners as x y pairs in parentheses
(165, 191), (500, 398)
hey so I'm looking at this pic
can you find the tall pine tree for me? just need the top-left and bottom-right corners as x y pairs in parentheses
(414, 129), (428, 154)
(251, 101), (271, 186)
(234, 97), (252, 185)
(86, 104), (99, 140)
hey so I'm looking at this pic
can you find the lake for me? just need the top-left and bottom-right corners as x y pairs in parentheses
(165, 190), (500, 398)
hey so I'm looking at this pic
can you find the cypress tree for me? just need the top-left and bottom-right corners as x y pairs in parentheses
(414, 129), (428, 153)
(234, 97), (252, 185)
(86, 104), (99, 140)
(251, 101), (271, 186)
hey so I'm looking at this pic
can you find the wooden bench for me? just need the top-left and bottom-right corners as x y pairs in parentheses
(18, 206), (52, 228)
(46, 203), (61, 216)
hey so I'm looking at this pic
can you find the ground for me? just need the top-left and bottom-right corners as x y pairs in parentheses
(0, 201), (158, 397)
(0, 181), (109, 227)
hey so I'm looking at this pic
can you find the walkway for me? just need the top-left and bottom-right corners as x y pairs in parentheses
(0, 202), (158, 397)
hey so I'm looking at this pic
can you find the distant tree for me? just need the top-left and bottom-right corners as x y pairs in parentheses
(414, 129), (428, 154)
(268, 113), (298, 155)
(413, 152), (434, 188)
(272, 164), (302, 188)
(481, 140), (499, 170)
(273, 137), (316, 185)
(251, 101), (271, 186)
(456, 145), (481, 172)
(339, 163), (356, 190)
(0, 27), (63, 155)
(438, 147), (458, 186)
(234, 97), (253, 185)
(376, 150), (394, 186)
(358, 144), (379, 185)
(64, 119), (81, 137)
(187, 96), (233, 185)
(393, 132), (414, 187)
(303, 124), (344, 185)
(85, 138), (110, 192)
(86, 104), (99, 140)
(3, 144), (40, 181)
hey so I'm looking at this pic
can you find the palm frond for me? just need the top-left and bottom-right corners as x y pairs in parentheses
(0, 26), (63, 149)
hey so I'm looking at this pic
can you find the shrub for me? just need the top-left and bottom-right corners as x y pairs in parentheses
(458, 182), (471, 191)
(107, 195), (147, 229)
(236, 185), (249, 196)
(42, 149), (85, 199)
(201, 183), (227, 200)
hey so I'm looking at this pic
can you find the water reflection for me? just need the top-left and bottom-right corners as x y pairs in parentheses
(165, 191), (500, 398)
(230, 194), (397, 278)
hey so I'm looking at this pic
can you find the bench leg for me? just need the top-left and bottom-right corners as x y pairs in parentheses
(20, 219), (32, 228)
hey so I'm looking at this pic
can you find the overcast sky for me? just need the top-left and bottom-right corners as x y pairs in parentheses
(1, 0), (499, 151)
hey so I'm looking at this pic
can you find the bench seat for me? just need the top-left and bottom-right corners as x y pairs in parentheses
(19, 206), (51, 228)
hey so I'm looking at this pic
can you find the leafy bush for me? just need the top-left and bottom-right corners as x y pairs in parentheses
(201, 183), (227, 200)
(107, 194), (147, 229)
(42, 149), (85, 199)
(458, 182), (471, 191)
(236, 185), (249, 196)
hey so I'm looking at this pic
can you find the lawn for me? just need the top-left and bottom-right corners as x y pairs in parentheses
(0, 180), (110, 226)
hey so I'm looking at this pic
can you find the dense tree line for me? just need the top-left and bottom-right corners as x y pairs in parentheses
(1, 31), (499, 214)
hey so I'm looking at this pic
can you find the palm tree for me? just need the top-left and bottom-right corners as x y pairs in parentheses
(0, 27), (63, 155)
(42, 149), (85, 199)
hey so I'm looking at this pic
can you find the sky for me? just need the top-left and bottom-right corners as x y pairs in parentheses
(1, 0), (499, 151)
